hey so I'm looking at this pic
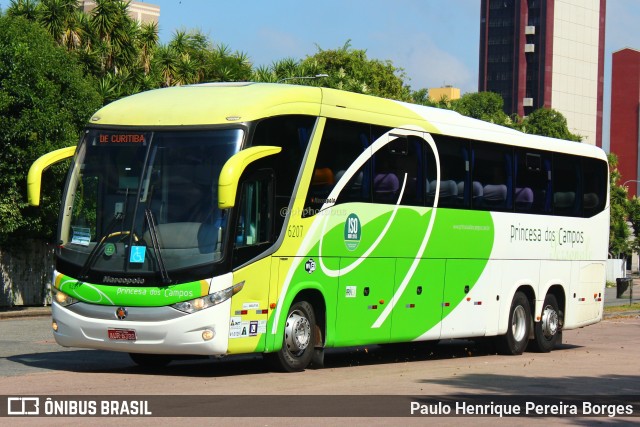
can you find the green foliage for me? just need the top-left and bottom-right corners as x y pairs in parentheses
(608, 153), (631, 258)
(253, 41), (412, 102)
(0, 14), (101, 244)
(516, 107), (582, 141)
(449, 92), (510, 126)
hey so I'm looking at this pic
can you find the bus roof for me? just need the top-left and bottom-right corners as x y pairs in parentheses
(89, 82), (607, 162)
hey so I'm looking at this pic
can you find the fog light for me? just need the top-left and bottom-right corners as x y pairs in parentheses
(52, 320), (58, 332)
(202, 329), (214, 341)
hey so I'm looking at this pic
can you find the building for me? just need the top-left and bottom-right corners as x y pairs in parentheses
(479, 0), (606, 146)
(81, 1), (160, 24)
(610, 48), (640, 198)
(428, 86), (461, 103)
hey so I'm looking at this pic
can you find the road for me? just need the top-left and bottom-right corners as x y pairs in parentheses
(0, 314), (639, 426)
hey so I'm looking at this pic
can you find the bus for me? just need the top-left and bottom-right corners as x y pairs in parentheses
(28, 83), (609, 372)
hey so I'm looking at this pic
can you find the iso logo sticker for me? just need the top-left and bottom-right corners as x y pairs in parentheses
(344, 213), (361, 251)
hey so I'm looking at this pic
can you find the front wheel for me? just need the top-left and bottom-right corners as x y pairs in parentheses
(266, 301), (316, 372)
(497, 291), (531, 355)
(530, 294), (561, 353)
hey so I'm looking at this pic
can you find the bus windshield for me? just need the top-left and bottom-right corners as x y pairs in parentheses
(57, 128), (244, 283)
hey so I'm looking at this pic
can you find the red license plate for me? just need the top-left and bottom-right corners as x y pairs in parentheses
(108, 329), (137, 341)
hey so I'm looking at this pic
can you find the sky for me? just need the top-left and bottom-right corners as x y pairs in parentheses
(147, 0), (639, 152)
(1, 0), (638, 151)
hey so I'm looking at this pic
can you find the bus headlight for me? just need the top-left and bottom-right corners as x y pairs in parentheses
(171, 281), (244, 314)
(51, 287), (79, 307)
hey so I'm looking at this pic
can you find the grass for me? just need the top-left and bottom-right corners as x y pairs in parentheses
(604, 302), (640, 313)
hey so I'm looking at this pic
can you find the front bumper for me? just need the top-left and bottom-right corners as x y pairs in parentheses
(51, 299), (231, 355)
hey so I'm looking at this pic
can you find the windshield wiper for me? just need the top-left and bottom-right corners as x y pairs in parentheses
(78, 212), (124, 280)
(144, 208), (171, 284)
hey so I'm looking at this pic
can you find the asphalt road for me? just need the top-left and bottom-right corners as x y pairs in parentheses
(0, 314), (639, 425)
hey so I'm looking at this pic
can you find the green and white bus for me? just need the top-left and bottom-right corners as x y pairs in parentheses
(28, 83), (609, 371)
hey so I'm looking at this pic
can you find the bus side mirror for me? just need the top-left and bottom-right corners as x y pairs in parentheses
(218, 146), (281, 209)
(27, 146), (77, 206)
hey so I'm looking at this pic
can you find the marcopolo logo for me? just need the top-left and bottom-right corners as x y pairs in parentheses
(344, 213), (361, 251)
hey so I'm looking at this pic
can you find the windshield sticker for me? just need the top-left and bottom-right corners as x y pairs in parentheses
(129, 246), (146, 263)
(71, 227), (91, 246)
(104, 243), (116, 257)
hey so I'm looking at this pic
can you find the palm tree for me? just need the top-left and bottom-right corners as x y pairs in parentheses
(36, 0), (78, 44)
(61, 9), (86, 51)
(138, 21), (158, 75)
(7, 0), (39, 20)
(153, 45), (179, 87)
(90, 0), (133, 73)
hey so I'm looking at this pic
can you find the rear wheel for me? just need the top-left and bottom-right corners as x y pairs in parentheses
(530, 294), (561, 353)
(129, 353), (172, 368)
(266, 301), (316, 372)
(497, 291), (531, 355)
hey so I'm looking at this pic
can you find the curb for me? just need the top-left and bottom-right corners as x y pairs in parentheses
(0, 307), (51, 320)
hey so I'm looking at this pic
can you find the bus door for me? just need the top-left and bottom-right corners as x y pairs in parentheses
(227, 171), (274, 354)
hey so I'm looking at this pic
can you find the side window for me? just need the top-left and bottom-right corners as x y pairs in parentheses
(553, 154), (580, 216)
(514, 150), (552, 214)
(472, 142), (513, 211)
(233, 172), (274, 267)
(251, 115), (315, 233)
(304, 119), (371, 216)
(582, 157), (607, 217)
(372, 132), (424, 206)
(430, 136), (470, 208)
(423, 137), (437, 208)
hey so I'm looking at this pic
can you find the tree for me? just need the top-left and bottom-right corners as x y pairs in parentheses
(302, 41), (412, 101)
(6, 0), (38, 20)
(253, 41), (413, 102)
(608, 153), (631, 258)
(0, 14), (101, 244)
(36, 0), (77, 45)
(516, 107), (582, 141)
(449, 91), (510, 125)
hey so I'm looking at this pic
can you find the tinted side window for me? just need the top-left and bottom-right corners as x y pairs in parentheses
(553, 154), (580, 216)
(431, 136), (470, 208)
(472, 143), (513, 211)
(251, 115), (316, 230)
(304, 119), (371, 216)
(582, 157), (607, 217)
(372, 133), (424, 206)
(514, 150), (552, 214)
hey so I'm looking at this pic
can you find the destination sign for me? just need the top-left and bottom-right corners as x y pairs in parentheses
(98, 134), (146, 144)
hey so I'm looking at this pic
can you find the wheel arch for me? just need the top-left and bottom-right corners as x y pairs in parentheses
(292, 287), (327, 350)
(268, 281), (328, 352)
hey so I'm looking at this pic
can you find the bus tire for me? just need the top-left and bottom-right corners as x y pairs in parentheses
(530, 294), (561, 353)
(497, 291), (531, 355)
(267, 301), (316, 372)
(129, 353), (172, 368)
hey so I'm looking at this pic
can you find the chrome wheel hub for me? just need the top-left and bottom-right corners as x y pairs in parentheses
(284, 310), (311, 355)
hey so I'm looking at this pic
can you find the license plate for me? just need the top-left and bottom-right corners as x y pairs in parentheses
(108, 328), (137, 341)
